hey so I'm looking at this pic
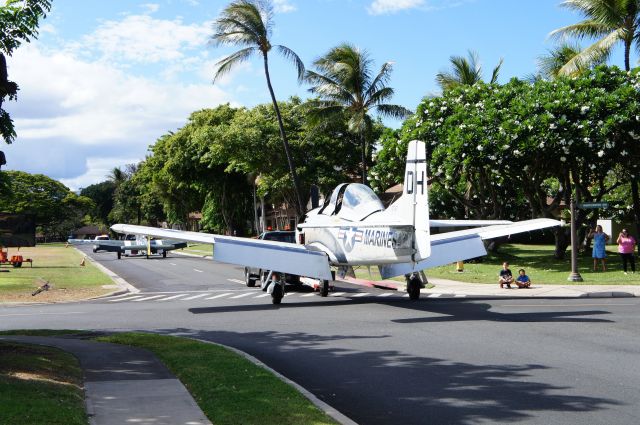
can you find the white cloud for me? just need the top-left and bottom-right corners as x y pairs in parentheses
(59, 157), (141, 191)
(5, 43), (235, 189)
(141, 3), (161, 14)
(273, 0), (296, 13)
(368, 0), (424, 15)
(76, 15), (211, 64)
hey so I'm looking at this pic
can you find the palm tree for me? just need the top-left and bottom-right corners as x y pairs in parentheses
(435, 50), (503, 91)
(211, 0), (306, 216)
(549, 0), (640, 75)
(305, 43), (411, 185)
(537, 42), (603, 79)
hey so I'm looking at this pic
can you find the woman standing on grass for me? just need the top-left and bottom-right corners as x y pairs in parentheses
(616, 228), (636, 274)
(588, 225), (609, 272)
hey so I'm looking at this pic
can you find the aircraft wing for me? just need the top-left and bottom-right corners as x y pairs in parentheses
(379, 218), (562, 278)
(110, 224), (333, 281)
(67, 239), (124, 247)
(429, 219), (513, 227)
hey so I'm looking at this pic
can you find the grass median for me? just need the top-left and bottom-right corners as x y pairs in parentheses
(0, 340), (86, 425)
(0, 244), (113, 303)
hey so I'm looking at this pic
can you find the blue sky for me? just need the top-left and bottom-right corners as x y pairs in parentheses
(3, 0), (635, 190)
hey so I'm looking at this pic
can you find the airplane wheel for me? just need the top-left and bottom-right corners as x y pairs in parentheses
(162, 251), (167, 258)
(12, 262), (22, 268)
(320, 280), (329, 297)
(92, 248), (97, 253)
(408, 277), (421, 300)
(245, 268), (257, 287)
(271, 284), (283, 304)
(117, 251), (122, 260)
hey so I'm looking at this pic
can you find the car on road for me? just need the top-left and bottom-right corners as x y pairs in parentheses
(92, 234), (110, 253)
(244, 231), (301, 287)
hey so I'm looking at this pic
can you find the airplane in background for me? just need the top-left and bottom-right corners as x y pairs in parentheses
(68, 234), (187, 259)
(111, 140), (561, 304)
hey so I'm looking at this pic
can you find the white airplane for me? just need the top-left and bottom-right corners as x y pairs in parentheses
(68, 235), (187, 259)
(111, 140), (561, 304)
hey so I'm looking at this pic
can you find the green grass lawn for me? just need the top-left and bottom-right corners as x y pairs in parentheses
(0, 244), (113, 302)
(0, 340), (87, 425)
(178, 243), (213, 256)
(97, 332), (337, 425)
(425, 244), (640, 285)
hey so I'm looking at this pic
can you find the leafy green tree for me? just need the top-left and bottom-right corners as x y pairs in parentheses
(435, 50), (503, 91)
(536, 42), (602, 79)
(0, 170), (94, 239)
(306, 43), (411, 185)
(211, 0), (306, 217)
(0, 0), (51, 144)
(80, 181), (116, 225)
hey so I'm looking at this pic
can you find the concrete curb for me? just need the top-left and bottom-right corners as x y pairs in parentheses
(192, 337), (357, 425)
(75, 248), (139, 298)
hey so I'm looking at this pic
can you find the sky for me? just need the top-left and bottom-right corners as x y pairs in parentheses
(2, 0), (635, 191)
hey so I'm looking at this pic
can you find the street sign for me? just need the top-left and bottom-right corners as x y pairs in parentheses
(578, 202), (609, 209)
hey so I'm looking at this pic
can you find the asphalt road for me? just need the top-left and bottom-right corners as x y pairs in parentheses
(2, 247), (639, 424)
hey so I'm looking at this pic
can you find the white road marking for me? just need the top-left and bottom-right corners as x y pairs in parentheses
(230, 292), (255, 299)
(193, 269), (204, 273)
(169, 263), (177, 266)
(330, 292), (346, 297)
(254, 293), (270, 298)
(428, 293), (442, 298)
(181, 293), (211, 301)
(205, 293), (234, 300)
(0, 311), (85, 318)
(156, 294), (189, 301)
(301, 293), (317, 297)
(454, 294), (467, 298)
(377, 293), (393, 297)
(227, 278), (245, 284)
(132, 295), (165, 302)
(351, 292), (369, 297)
(108, 295), (146, 302)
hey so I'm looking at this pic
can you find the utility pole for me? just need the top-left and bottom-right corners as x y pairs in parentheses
(568, 197), (583, 282)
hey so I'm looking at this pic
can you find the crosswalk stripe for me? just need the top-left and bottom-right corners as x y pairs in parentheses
(108, 295), (145, 302)
(193, 269), (204, 273)
(377, 293), (393, 297)
(230, 292), (254, 299)
(108, 293), (137, 299)
(301, 293), (317, 297)
(428, 293), (442, 298)
(254, 293), (270, 298)
(204, 292), (234, 300)
(181, 293), (211, 301)
(132, 295), (165, 302)
(227, 278), (245, 284)
(330, 292), (346, 297)
(351, 292), (369, 297)
(454, 294), (466, 298)
(157, 294), (189, 301)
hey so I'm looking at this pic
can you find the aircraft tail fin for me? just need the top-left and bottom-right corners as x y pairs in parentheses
(386, 140), (430, 262)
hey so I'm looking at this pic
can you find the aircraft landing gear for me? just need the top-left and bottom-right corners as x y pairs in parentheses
(406, 273), (422, 300)
(245, 268), (257, 287)
(320, 280), (329, 297)
(117, 251), (121, 260)
(162, 250), (167, 258)
(271, 282), (284, 304)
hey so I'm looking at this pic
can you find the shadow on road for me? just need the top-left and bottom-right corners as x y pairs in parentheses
(148, 326), (619, 424)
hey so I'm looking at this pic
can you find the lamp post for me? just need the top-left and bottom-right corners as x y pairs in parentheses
(568, 197), (584, 282)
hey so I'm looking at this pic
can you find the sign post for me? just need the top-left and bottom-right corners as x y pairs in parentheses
(568, 198), (584, 282)
(578, 202), (609, 209)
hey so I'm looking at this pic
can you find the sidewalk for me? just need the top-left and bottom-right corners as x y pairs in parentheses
(0, 335), (211, 425)
(342, 276), (640, 298)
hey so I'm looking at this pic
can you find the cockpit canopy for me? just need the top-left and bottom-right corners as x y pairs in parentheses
(319, 183), (385, 221)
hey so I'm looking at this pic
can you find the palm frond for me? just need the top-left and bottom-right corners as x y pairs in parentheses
(212, 47), (257, 82)
(489, 57), (503, 84)
(375, 104), (413, 119)
(275, 45), (305, 82)
(365, 61), (393, 100)
(558, 28), (620, 75)
(549, 20), (613, 40)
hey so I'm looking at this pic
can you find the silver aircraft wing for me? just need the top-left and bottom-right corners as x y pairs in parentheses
(379, 218), (562, 278)
(110, 224), (333, 281)
(67, 239), (124, 246)
(429, 219), (513, 227)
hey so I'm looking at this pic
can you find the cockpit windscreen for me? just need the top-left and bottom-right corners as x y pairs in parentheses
(338, 184), (385, 221)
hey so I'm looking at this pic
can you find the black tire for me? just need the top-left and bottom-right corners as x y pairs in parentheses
(271, 284), (283, 304)
(13, 262), (22, 268)
(245, 268), (257, 287)
(162, 251), (167, 258)
(320, 280), (329, 297)
(92, 248), (97, 253)
(408, 277), (421, 300)
(117, 251), (122, 260)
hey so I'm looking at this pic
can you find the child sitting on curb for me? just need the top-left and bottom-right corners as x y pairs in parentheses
(515, 269), (532, 288)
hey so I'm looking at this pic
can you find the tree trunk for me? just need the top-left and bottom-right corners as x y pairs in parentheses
(262, 53), (305, 218)
(361, 132), (367, 185)
(553, 226), (570, 260)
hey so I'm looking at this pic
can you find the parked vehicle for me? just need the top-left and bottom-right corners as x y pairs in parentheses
(92, 235), (110, 252)
(244, 231), (300, 287)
